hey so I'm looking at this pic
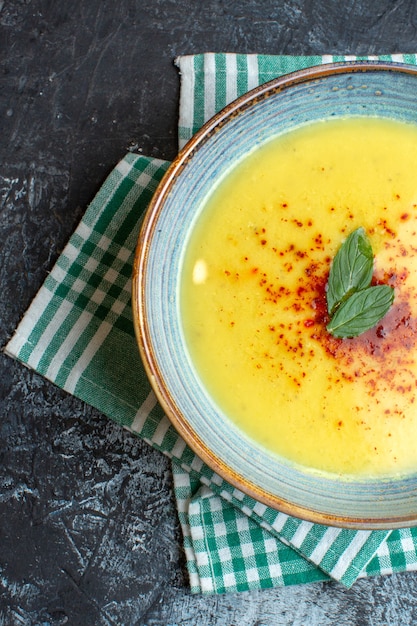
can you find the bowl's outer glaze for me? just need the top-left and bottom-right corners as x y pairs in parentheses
(133, 62), (417, 529)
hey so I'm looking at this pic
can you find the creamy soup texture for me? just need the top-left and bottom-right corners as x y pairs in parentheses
(180, 117), (417, 476)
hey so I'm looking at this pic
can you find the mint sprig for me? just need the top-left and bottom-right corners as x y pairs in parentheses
(326, 227), (373, 315)
(326, 228), (394, 338)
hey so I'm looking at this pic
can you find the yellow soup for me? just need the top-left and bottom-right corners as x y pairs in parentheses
(180, 117), (417, 476)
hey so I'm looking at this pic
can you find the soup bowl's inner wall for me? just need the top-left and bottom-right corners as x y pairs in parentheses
(138, 65), (417, 527)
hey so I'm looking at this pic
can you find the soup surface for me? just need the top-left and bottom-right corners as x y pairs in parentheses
(180, 117), (417, 476)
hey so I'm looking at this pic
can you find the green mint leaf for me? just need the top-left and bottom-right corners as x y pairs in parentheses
(326, 285), (395, 338)
(326, 227), (374, 316)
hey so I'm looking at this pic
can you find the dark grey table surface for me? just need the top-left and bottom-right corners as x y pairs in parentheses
(2, 2), (417, 625)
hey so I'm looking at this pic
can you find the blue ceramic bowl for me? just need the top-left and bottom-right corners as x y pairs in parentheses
(132, 62), (417, 529)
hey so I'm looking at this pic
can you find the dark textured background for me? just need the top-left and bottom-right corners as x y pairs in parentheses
(2, 1), (417, 624)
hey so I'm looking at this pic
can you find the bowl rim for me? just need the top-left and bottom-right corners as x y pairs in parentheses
(132, 61), (417, 529)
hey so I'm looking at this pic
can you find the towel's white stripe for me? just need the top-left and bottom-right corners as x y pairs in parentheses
(152, 415), (173, 446)
(75, 220), (94, 242)
(309, 527), (342, 563)
(200, 576), (215, 593)
(225, 53), (238, 105)
(5, 286), (55, 359)
(11, 238), (85, 369)
(171, 436), (187, 459)
(253, 501), (267, 517)
(44, 309), (94, 380)
(64, 320), (112, 394)
(130, 390), (158, 432)
(176, 55), (196, 150)
(116, 158), (136, 178)
(246, 54), (259, 91)
(290, 520), (314, 549)
(330, 531), (371, 580)
(270, 513), (289, 534)
(171, 464), (192, 490)
(321, 54), (334, 64)
(25, 297), (76, 370)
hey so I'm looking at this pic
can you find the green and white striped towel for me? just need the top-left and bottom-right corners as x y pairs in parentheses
(5, 53), (417, 595)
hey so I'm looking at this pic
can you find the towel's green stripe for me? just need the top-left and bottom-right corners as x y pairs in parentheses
(236, 54), (250, 95)
(16, 171), (121, 362)
(112, 160), (169, 250)
(257, 54), (324, 84)
(18, 158), (168, 374)
(192, 54), (205, 135)
(215, 53), (227, 113)
(54, 161), (169, 387)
